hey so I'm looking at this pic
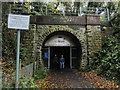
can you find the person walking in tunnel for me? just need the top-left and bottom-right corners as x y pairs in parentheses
(53, 54), (58, 69)
(59, 55), (65, 69)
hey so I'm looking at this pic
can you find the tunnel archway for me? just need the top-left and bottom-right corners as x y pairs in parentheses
(42, 31), (82, 69)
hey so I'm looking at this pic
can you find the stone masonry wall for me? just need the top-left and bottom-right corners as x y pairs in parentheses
(87, 25), (102, 65)
(18, 24), (36, 66)
(35, 25), (88, 69)
(30, 25), (102, 69)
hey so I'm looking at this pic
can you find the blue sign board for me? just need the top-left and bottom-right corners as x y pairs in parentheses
(44, 53), (48, 58)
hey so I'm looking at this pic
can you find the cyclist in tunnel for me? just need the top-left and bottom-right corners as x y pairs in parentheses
(53, 54), (59, 69)
(59, 55), (65, 69)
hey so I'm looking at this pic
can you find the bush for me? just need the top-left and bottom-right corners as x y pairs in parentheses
(34, 67), (48, 80)
(19, 77), (38, 88)
(94, 36), (120, 84)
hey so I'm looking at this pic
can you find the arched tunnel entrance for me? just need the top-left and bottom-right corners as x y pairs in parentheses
(42, 31), (82, 69)
(50, 46), (70, 69)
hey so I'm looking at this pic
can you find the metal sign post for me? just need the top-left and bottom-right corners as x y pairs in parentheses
(8, 14), (30, 88)
(15, 29), (21, 88)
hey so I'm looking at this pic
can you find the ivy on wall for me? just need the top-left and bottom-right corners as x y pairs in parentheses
(91, 35), (120, 84)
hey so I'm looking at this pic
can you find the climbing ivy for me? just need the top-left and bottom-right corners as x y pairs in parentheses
(92, 36), (120, 84)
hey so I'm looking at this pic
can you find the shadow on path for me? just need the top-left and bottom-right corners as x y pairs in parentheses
(44, 68), (98, 88)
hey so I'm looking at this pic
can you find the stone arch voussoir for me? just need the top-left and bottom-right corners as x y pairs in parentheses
(37, 25), (87, 69)
(40, 26), (82, 45)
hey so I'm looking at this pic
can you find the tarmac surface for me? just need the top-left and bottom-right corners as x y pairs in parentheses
(44, 68), (98, 89)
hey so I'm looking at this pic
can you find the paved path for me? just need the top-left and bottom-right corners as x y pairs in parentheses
(44, 69), (97, 88)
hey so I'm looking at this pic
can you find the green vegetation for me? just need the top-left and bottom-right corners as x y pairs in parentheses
(95, 36), (120, 84)
(2, 1), (120, 87)
(19, 77), (38, 88)
(34, 67), (48, 80)
(84, 34), (120, 85)
(2, 66), (48, 88)
(19, 67), (48, 88)
(2, 1), (120, 70)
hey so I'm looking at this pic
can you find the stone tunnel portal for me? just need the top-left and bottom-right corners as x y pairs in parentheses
(42, 31), (82, 69)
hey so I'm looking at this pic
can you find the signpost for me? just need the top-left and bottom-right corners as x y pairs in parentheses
(8, 14), (30, 88)
(8, 14), (30, 30)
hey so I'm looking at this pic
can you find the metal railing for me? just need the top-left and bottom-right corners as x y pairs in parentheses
(10, 3), (111, 21)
